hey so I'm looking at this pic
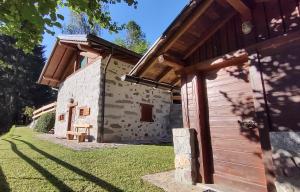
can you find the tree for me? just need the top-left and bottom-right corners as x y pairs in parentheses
(62, 11), (102, 36)
(0, 0), (138, 53)
(0, 35), (56, 133)
(62, 12), (100, 35)
(114, 20), (149, 54)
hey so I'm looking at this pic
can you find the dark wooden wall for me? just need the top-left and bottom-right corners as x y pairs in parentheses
(185, 0), (300, 132)
(187, 0), (300, 65)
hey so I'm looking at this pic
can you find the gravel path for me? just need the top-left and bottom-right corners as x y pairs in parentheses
(37, 134), (130, 151)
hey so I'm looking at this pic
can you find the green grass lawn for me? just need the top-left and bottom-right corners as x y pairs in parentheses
(0, 127), (174, 192)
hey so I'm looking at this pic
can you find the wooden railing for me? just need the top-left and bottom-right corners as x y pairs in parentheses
(33, 102), (57, 120)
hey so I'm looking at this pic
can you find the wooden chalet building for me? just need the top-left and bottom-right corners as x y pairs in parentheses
(123, 0), (300, 192)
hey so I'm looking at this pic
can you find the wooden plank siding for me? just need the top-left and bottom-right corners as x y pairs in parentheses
(205, 64), (268, 192)
(186, 0), (300, 66)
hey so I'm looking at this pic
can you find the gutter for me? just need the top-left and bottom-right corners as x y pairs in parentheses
(98, 51), (113, 143)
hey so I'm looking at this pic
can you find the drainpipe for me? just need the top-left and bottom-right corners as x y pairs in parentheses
(99, 50), (113, 142)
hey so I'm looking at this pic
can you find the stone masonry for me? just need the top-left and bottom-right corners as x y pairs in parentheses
(55, 58), (102, 140)
(54, 55), (181, 143)
(172, 128), (197, 185)
(101, 58), (173, 143)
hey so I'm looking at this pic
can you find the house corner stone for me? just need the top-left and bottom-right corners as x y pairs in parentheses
(172, 128), (197, 185)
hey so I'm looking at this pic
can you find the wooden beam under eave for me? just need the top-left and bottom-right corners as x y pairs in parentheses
(158, 55), (185, 70)
(173, 95), (182, 101)
(183, 11), (236, 60)
(43, 76), (60, 83)
(155, 67), (172, 82)
(163, 0), (214, 52)
(179, 49), (248, 74)
(77, 44), (101, 55)
(59, 42), (78, 51)
(226, 0), (252, 20)
(79, 51), (99, 59)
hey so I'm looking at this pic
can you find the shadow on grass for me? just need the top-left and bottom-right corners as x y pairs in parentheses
(0, 165), (10, 192)
(12, 138), (123, 192)
(3, 139), (73, 192)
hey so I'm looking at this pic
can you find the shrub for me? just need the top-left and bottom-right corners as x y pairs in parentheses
(34, 112), (55, 133)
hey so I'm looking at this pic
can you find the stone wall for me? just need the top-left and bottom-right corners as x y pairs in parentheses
(101, 58), (173, 143)
(172, 128), (197, 185)
(54, 58), (102, 140)
(169, 104), (183, 129)
(270, 132), (300, 192)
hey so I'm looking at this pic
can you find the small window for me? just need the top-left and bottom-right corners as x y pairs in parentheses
(58, 114), (65, 121)
(140, 103), (154, 122)
(79, 107), (90, 117)
(79, 56), (88, 68)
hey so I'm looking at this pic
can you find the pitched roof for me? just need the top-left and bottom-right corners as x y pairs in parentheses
(127, 0), (238, 89)
(38, 34), (142, 87)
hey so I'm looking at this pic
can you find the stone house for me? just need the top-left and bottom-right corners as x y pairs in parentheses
(124, 0), (300, 192)
(38, 34), (182, 143)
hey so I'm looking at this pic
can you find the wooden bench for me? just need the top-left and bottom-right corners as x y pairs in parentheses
(66, 124), (92, 143)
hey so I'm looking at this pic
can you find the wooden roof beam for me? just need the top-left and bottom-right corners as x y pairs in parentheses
(183, 11), (235, 60)
(178, 49), (248, 75)
(43, 76), (60, 83)
(140, 54), (185, 77)
(162, 0), (214, 52)
(155, 67), (173, 82)
(79, 51), (100, 59)
(226, 0), (252, 20)
(135, 0), (213, 77)
(157, 55), (185, 70)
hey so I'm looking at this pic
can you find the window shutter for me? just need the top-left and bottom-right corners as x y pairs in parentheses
(79, 107), (90, 117)
(140, 103), (154, 122)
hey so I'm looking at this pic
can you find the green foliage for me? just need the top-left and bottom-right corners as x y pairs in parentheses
(0, 35), (56, 133)
(0, 127), (173, 191)
(23, 106), (36, 119)
(114, 20), (149, 54)
(34, 112), (55, 133)
(0, 0), (138, 53)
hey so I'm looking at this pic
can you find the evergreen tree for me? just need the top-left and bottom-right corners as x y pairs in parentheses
(0, 35), (56, 134)
(114, 20), (149, 54)
(62, 12), (102, 36)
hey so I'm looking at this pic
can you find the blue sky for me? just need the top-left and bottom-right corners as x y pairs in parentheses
(42, 0), (188, 59)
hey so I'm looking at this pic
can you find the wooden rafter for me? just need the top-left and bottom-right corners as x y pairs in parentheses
(155, 67), (172, 82)
(172, 95), (181, 100)
(183, 11), (236, 60)
(59, 42), (78, 51)
(157, 55), (185, 70)
(179, 49), (248, 74)
(172, 77), (181, 86)
(226, 0), (252, 20)
(79, 51), (99, 59)
(136, 0), (213, 77)
(163, 0), (214, 52)
(43, 76), (60, 83)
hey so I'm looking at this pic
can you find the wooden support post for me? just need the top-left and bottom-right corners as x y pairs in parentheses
(180, 74), (190, 128)
(181, 73), (212, 183)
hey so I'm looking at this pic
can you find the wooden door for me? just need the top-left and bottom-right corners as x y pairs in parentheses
(67, 106), (76, 131)
(205, 64), (268, 192)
